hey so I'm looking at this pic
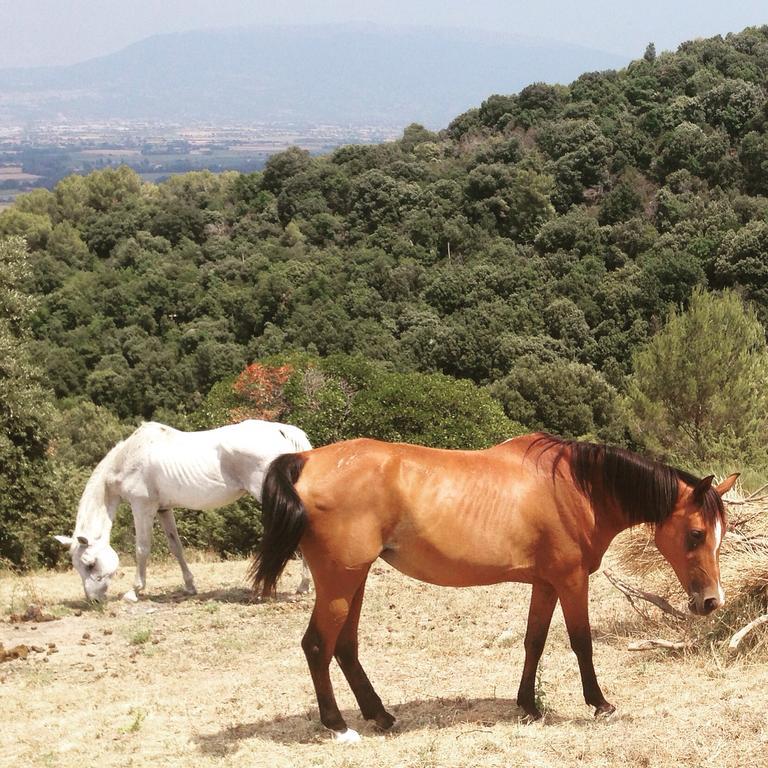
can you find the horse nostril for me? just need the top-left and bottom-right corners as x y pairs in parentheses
(703, 597), (719, 614)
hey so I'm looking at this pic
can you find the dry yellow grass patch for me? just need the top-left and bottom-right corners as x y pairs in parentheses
(1, 556), (766, 768)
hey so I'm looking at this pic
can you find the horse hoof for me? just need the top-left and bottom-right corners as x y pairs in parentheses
(517, 699), (542, 723)
(184, 585), (197, 596)
(372, 711), (396, 731)
(594, 703), (616, 718)
(332, 728), (361, 744)
(123, 590), (139, 603)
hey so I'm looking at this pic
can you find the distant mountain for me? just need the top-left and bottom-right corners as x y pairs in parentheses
(0, 24), (628, 129)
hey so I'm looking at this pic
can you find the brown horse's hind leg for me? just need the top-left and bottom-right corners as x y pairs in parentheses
(334, 575), (395, 731)
(302, 568), (369, 738)
(516, 582), (558, 721)
(557, 575), (615, 717)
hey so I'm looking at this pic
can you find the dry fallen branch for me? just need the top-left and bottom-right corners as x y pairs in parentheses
(627, 639), (690, 651)
(728, 507), (768, 527)
(745, 482), (768, 501)
(728, 614), (768, 656)
(726, 495), (768, 506)
(603, 568), (688, 621)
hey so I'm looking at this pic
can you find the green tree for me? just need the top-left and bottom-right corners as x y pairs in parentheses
(623, 289), (768, 469)
(698, 78), (764, 138)
(739, 130), (768, 194)
(714, 220), (768, 322)
(195, 354), (520, 449)
(0, 237), (59, 565)
(260, 147), (312, 195)
(490, 357), (620, 440)
(0, 208), (53, 250)
(52, 400), (133, 468)
(598, 182), (643, 225)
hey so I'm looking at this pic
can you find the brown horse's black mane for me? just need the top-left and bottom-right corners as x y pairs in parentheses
(529, 434), (725, 526)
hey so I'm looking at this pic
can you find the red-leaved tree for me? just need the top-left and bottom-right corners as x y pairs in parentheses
(231, 363), (294, 421)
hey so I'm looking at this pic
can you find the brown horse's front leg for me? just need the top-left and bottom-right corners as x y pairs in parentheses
(558, 576), (615, 717)
(516, 581), (558, 721)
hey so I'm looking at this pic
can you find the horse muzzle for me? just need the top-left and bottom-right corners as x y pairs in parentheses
(84, 577), (110, 603)
(688, 591), (723, 616)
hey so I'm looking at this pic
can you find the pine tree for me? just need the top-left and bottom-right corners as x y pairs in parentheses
(623, 288), (768, 471)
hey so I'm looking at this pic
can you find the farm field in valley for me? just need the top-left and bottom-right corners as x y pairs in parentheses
(0, 120), (401, 205)
(1, 556), (766, 768)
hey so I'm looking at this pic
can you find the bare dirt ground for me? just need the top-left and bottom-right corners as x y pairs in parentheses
(1, 556), (766, 768)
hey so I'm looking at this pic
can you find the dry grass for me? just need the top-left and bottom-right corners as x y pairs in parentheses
(1, 557), (767, 768)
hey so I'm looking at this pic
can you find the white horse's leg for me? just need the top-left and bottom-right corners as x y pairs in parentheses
(296, 554), (313, 594)
(124, 503), (155, 602)
(158, 509), (197, 595)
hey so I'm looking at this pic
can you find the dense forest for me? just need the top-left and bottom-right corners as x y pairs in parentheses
(3, 27), (768, 567)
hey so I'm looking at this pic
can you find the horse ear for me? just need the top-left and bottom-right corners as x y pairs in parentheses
(76, 535), (89, 547)
(54, 535), (73, 546)
(692, 475), (714, 502)
(715, 473), (740, 497)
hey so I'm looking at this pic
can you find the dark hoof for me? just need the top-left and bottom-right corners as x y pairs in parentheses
(594, 702), (616, 718)
(518, 703), (543, 723)
(370, 710), (396, 730)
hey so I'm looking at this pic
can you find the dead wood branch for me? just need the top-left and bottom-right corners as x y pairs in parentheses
(627, 638), (690, 651)
(728, 614), (768, 656)
(726, 495), (768, 506)
(745, 483), (768, 501)
(603, 569), (688, 621)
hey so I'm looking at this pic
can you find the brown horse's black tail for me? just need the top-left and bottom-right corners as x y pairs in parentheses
(249, 453), (308, 597)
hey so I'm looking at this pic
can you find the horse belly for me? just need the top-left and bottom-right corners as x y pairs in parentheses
(381, 480), (539, 587)
(380, 538), (536, 588)
(159, 484), (245, 510)
(153, 466), (245, 511)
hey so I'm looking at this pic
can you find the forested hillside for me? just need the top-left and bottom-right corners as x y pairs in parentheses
(3, 26), (768, 566)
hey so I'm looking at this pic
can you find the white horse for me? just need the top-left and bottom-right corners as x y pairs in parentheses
(55, 419), (313, 602)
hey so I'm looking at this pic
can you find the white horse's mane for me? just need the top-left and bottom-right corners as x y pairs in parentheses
(74, 435), (129, 541)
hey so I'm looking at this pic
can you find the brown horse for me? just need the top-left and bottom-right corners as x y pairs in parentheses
(251, 433), (738, 741)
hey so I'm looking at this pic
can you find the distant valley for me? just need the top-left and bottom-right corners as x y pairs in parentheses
(0, 121), (398, 206)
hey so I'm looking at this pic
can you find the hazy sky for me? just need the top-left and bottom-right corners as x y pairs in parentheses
(1, 0), (765, 69)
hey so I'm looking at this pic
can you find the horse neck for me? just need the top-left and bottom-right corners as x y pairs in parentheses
(594, 497), (637, 541)
(580, 477), (643, 555)
(75, 448), (122, 541)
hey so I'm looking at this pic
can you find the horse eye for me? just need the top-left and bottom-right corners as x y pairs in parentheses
(85, 563), (96, 572)
(687, 530), (705, 549)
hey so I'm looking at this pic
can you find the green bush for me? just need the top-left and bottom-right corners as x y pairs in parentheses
(490, 356), (621, 441)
